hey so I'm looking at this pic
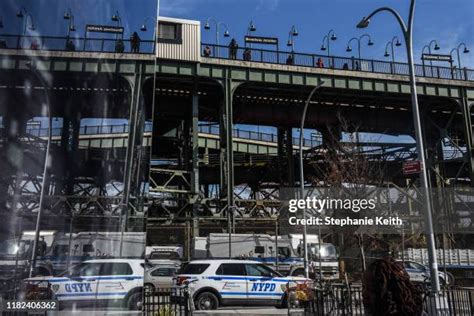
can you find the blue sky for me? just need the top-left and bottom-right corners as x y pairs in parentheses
(1, 0), (472, 142)
(2, 0), (473, 67)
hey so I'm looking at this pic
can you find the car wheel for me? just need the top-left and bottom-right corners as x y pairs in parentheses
(127, 290), (143, 311)
(278, 294), (288, 309)
(144, 283), (155, 292)
(195, 292), (219, 310)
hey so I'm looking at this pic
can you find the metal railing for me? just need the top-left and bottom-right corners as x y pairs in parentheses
(1, 34), (471, 81)
(304, 283), (474, 315)
(202, 43), (474, 81)
(144, 287), (190, 315)
(198, 124), (321, 148)
(23, 123), (321, 148)
(24, 123), (153, 137)
(0, 34), (155, 54)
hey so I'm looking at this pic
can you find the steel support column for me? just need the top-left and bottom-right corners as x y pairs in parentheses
(191, 83), (200, 246)
(460, 93), (474, 185)
(120, 71), (143, 255)
(58, 100), (81, 197)
(277, 127), (295, 186)
(219, 76), (240, 257)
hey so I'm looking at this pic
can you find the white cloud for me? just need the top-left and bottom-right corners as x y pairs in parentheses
(159, 0), (198, 15)
(415, 25), (474, 68)
(255, 0), (280, 12)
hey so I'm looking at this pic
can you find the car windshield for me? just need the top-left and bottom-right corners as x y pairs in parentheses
(309, 244), (337, 260)
(0, 240), (30, 257)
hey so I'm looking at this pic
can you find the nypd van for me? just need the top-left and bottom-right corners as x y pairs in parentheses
(23, 259), (144, 310)
(175, 259), (312, 310)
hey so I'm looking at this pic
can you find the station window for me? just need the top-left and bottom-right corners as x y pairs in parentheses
(158, 22), (182, 44)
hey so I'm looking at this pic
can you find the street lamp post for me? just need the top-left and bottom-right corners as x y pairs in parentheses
(141, 16), (159, 54)
(320, 29), (337, 67)
(111, 10), (122, 39)
(346, 34), (374, 65)
(17, 7), (36, 35)
(0, 17), (4, 29)
(357, 0), (440, 293)
(245, 20), (257, 49)
(299, 80), (325, 279)
(27, 63), (52, 278)
(286, 25), (298, 51)
(204, 18), (230, 56)
(421, 40), (440, 76)
(450, 43), (470, 78)
(63, 9), (76, 49)
(63, 9), (76, 38)
(384, 36), (402, 63)
(17, 7), (36, 48)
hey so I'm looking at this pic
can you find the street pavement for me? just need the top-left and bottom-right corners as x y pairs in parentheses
(194, 307), (304, 315)
(43, 307), (301, 315)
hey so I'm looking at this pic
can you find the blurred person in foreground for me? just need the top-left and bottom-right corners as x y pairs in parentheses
(363, 257), (423, 316)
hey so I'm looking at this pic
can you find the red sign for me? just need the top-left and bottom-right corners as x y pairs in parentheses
(403, 161), (423, 175)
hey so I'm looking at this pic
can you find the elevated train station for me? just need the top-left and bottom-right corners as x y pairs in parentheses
(0, 16), (473, 256)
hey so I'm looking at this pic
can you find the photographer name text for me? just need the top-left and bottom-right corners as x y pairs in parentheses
(289, 216), (403, 227)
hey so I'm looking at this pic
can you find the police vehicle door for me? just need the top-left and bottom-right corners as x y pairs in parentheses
(96, 262), (136, 300)
(215, 263), (248, 303)
(245, 263), (281, 301)
(54, 262), (101, 301)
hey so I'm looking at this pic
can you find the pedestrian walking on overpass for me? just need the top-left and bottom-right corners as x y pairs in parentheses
(316, 57), (324, 68)
(130, 32), (141, 53)
(229, 38), (238, 59)
(203, 45), (211, 57)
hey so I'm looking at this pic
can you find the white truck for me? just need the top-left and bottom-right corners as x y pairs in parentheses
(44, 232), (145, 274)
(400, 248), (474, 285)
(145, 245), (183, 268)
(287, 234), (339, 280)
(0, 231), (145, 293)
(192, 233), (339, 279)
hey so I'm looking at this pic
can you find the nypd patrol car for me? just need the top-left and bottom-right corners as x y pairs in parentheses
(397, 260), (453, 285)
(23, 259), (144, 310)
(175, 259), (312, 310)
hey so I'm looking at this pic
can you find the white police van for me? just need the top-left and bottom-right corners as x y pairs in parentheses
(23, 259), (144, 310)
(176, 259), (311, 310)
(398, 260), (452, 285)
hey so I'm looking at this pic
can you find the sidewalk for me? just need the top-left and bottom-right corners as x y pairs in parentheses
(194, 307), (304, 315)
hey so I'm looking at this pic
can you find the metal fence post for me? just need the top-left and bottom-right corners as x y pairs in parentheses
(184, 288), (190, 316)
